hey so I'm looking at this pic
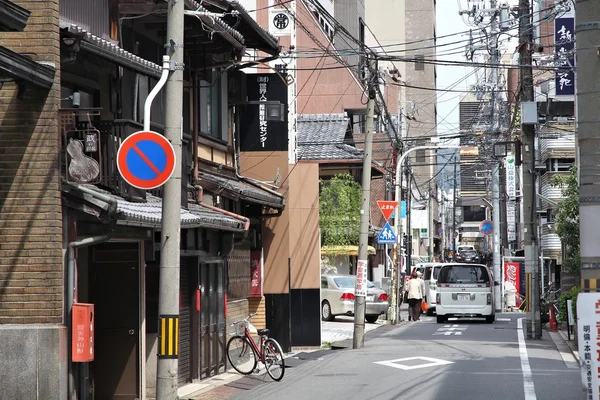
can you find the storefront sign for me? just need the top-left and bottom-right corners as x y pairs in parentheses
(505, 153), (516, 199)
(555, 12), (575, 96)
(503, 262), (520, 294)
(250, 250), (263, 297)
(240, 74), (288, 152)
(577, 293), (600, 400)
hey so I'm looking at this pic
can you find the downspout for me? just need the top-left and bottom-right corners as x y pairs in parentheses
(67, 184), (118, 400)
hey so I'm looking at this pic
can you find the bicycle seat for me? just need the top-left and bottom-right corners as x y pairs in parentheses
(257, 328), (269, 336)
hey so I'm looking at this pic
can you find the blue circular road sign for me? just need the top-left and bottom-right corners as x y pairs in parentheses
(480, 220), (493, 236)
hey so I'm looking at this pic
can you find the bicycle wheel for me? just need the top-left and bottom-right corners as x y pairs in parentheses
(263, 338), (285, 381)
(226, 336), (257, 375)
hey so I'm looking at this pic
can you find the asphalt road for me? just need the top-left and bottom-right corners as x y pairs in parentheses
(227, 314), (584, 400)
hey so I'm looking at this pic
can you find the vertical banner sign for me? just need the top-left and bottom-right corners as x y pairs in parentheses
(503, 262), (521, 294)
(577, 293), (600, 400)
(240, 73), (288, 151)
(355, 260), (368, 296)
(505, 153), (517, 242)
(250, 250), (263, 297)
(555, 12), (575, 96)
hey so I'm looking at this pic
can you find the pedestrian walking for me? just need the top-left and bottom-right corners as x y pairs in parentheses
(406, 270), (426, 321)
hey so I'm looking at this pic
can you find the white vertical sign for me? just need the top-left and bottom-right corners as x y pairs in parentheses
(577, 293), (600, 400)
(355, 260), (368, 296)
(505, 153), (516, 199)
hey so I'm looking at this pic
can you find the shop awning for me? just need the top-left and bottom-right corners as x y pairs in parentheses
(61, 25), (162, 78)
(62, 183), (248, 232)
(321, 245), (377, 256)
(0, 45), (55, 89)
(0, 0), (29, 32)
(197, 171), (285, 210)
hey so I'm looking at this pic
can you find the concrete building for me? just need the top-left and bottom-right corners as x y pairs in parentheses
(366, 0), (440, 262)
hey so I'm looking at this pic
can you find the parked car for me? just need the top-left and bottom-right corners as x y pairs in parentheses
(423, 263), (444, 315)
(454, 249), (481, 264)
(435, 263), (498, 323)
(320, 274), (388, 323)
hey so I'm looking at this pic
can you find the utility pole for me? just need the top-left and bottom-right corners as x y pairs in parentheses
(452, 155), (457, 254)
(156, 0), (184, 397)
(518, 0), (540, 339)
(353, 58), (376, 349)
(492, 164), (502, 310)
(576, 0), (600, 290)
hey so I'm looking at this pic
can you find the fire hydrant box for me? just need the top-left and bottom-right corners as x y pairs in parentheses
(72, 303), (94, 362)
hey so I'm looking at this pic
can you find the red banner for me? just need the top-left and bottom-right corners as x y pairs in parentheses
(504, 262), (520, 294)
(250, 250), (263, 297)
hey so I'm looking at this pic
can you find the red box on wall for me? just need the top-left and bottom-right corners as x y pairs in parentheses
(72, 303), (94, 362)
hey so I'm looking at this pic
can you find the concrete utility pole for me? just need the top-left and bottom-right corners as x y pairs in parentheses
(518, 0), (540, 339)
(156, 0), (184, 397)
(353, 60), (376, 349)
(492, 164), (502, 310)
(576, 0), (600, 290)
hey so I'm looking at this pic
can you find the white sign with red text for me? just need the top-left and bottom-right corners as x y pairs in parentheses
(577, 292), (600, 400)
(355, 260), (368, 297)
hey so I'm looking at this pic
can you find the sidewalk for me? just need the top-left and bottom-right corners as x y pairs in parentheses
(178, 314), (397, 399)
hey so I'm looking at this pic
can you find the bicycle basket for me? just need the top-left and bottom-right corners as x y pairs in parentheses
(233, 320), (248, 336)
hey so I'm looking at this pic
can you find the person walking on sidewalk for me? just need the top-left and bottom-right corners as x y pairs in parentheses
(406, 270), (426, 321)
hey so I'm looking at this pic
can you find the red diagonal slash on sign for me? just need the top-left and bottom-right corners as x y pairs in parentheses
(132, 145), (162, 176)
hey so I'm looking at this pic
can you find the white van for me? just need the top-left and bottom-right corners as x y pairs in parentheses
(435, 263), (498, 323)
(423, 263), (443, 314)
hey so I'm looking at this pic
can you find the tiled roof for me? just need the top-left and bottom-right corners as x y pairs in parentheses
(197, 171), (285, 209)
(63, 183), (246, 232)
(297, 114), (363, 161)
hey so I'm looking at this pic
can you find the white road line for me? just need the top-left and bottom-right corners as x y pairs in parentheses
(517, 318), (537, 400)
(496, 318), (511, 322)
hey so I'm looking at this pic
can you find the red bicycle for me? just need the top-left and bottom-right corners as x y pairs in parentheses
(226, 313), (285, 381)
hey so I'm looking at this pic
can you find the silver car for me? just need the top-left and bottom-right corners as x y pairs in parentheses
(320, 274), (388, 323)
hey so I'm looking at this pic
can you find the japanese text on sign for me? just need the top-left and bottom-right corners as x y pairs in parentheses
(577, 293), (600, 400)
(554, 14), (575, 96)
(258, 76), (269, 147)
(355, 260), (368, 297)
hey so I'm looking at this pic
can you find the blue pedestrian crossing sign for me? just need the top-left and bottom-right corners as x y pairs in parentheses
(377, 222), (397, 244)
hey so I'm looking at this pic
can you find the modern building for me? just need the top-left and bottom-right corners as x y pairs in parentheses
(365, 0), (440, 263)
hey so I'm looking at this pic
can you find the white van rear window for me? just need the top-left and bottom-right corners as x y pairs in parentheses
(438, 265), (490, 284)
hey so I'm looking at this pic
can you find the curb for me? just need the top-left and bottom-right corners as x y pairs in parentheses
(557, 329), (580, 364)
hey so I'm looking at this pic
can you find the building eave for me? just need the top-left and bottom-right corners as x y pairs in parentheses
(0, 45), (55, 89)
(0, 0), (30, 32)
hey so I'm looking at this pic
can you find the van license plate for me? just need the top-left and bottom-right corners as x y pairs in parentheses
(458, 294), (470, 301)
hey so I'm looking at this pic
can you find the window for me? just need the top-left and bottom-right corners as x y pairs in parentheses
(462, 205), (486, 222)
(438, 265), (490, 284)
(545, 158), (574, 172)
(416, 149), (426, 163)
(199, 70), (226, 141)
(414, 54), (425, 71)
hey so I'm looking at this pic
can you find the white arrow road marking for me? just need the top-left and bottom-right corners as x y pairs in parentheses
(433, 324), (468, 336)
(374, 356), (454, 370)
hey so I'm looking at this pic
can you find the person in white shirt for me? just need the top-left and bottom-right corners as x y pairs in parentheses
(406, 270), (426, 321)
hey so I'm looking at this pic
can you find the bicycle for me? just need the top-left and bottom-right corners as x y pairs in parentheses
(226, 313), (285, 381)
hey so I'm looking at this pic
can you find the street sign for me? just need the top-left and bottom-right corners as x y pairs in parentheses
(377, 200), (398, 220)
(479, 220), (493, 236)
(117, 131), (176, 190)
(377, 222), (397, 244)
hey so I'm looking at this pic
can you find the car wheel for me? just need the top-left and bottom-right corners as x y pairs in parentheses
(426, 308), (434, 316)
(436, 315), (447, 324)
(365, 315), (379, 324)
(485, 314), (495, 324)
(321, 300), (334, 321)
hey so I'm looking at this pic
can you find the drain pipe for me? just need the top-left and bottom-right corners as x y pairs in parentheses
(66, 184), (118, 400)
(144, 55), (170, 132)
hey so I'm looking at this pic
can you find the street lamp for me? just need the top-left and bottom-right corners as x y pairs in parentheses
(389, 144), (460, 325)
